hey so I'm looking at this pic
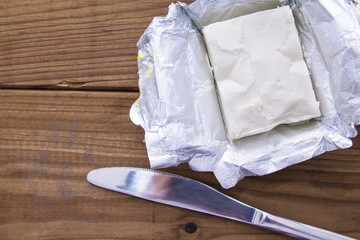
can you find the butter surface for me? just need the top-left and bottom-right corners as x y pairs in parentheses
(203, 6), (321, 140)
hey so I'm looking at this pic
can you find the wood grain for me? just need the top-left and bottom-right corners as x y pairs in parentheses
(0, 0), (192, 90)
(0, 90), (359, 240)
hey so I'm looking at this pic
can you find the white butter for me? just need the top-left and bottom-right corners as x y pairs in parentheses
(203, 6), (321, 140)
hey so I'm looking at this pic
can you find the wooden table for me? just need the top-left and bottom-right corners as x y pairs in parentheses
(1, 1), (359, 239)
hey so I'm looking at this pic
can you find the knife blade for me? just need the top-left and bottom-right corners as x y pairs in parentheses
(87, 167), (355, 240)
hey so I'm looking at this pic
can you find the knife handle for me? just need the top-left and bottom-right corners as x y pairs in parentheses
(252, 210), (355, 240)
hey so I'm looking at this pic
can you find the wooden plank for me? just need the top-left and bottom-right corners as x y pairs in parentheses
(0, 89), (359, 239)
(0, 0), (193, 90)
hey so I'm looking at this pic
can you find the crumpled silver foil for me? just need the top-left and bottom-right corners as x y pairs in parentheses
(130, 0), (360, 188)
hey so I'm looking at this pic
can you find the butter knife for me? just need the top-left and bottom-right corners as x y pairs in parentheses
(87, 167), (355, 240)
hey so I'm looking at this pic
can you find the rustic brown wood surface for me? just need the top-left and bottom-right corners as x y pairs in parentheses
(0, 0), (191, 90)
(0, 1), (359, 240)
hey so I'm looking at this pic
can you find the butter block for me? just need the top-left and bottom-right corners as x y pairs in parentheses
(203, 6), (321, 140)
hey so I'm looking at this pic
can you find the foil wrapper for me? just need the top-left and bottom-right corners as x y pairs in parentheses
(130, 0), (360, 188)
